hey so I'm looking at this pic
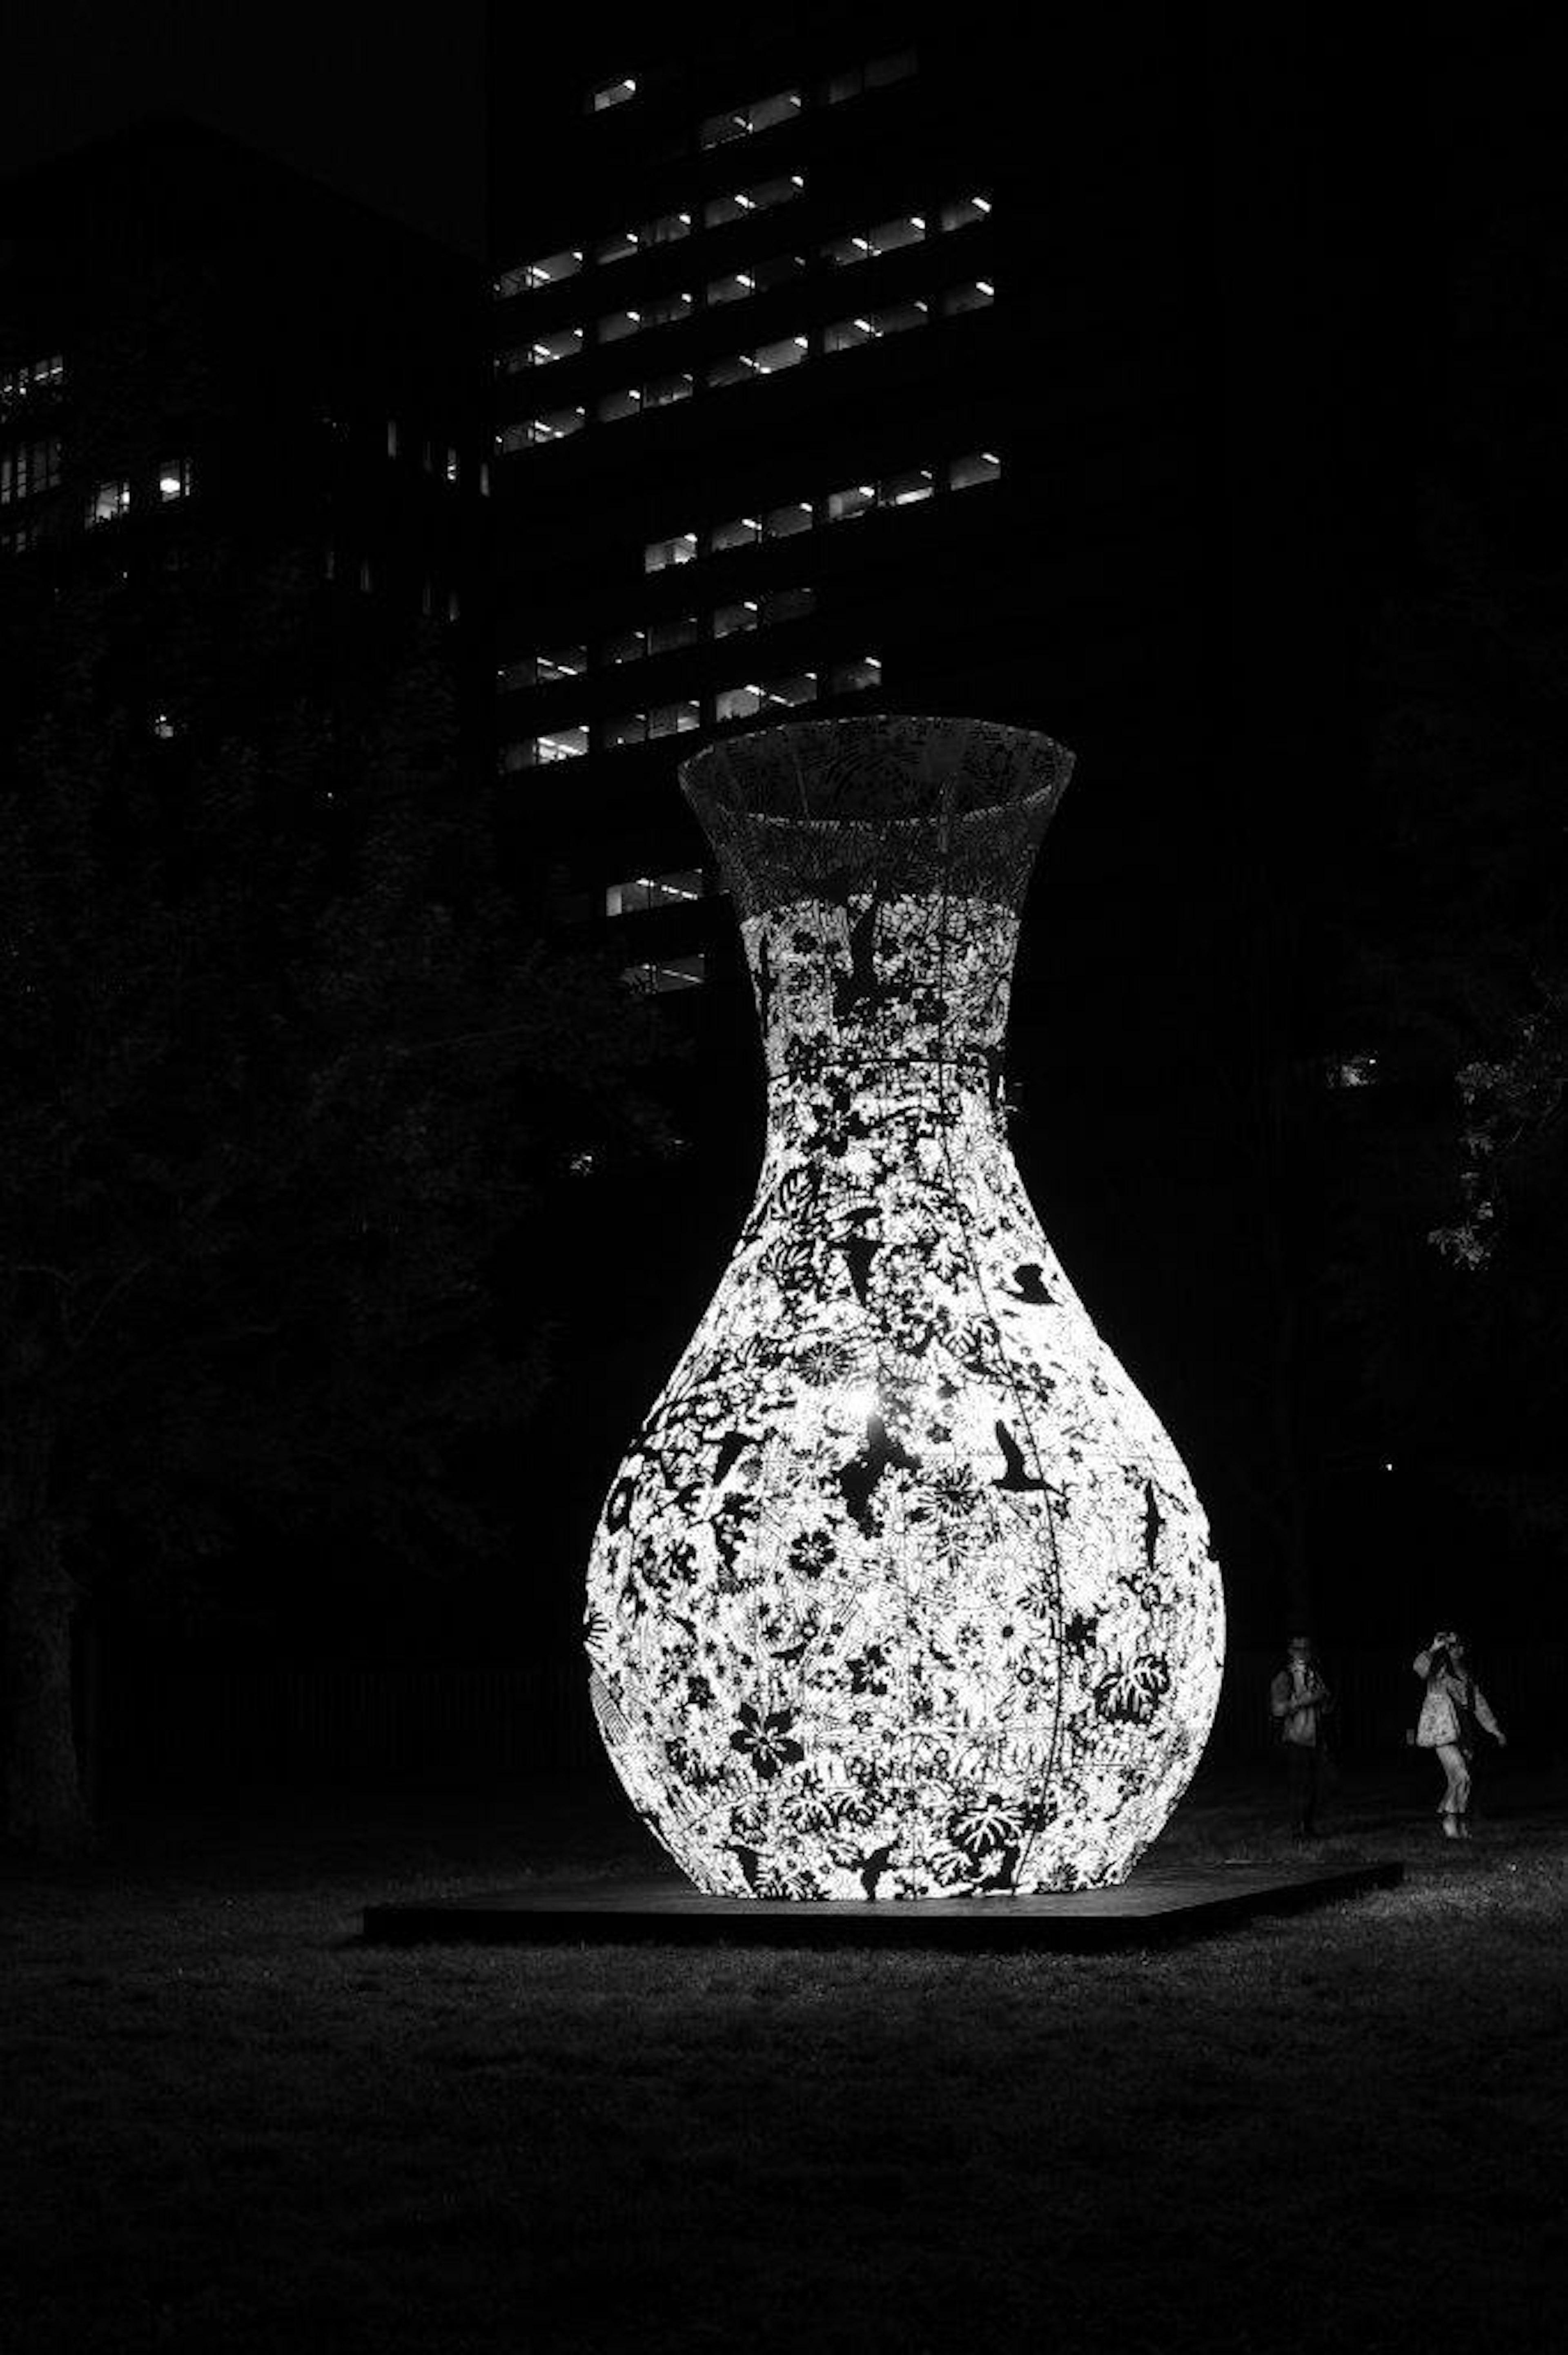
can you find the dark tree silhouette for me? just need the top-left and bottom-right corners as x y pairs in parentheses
(0, 539), (666, 1853)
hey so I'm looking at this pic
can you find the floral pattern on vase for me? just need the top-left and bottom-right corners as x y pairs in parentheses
(585, 716), (1224, 1897)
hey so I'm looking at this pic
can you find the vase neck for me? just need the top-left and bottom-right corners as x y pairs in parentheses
(744, 890), (1020, 1085)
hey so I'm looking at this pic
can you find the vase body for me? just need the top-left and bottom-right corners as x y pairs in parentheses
(586, 717), (1223, 1897)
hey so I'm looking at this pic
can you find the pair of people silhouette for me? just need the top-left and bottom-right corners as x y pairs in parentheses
(1269, 1630), (1508, 1840)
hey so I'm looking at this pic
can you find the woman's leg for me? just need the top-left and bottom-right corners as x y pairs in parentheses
(1435, 1743), (1470, 1827)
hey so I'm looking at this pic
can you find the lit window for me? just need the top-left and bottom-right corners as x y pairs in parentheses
(590, 77), (637, 113)
(87, 478), (131, 525)
(647, 290), (694, 328)
(941, 280), (996, 314)
(751, 88), (803, 133)
(323, 546), (336, 580)
(493, 249), (583, 298)
(710, 335), (808, 386)
(713, 600), (760, 638)
(699, 89), (802, 149)
(867, 49), (918, 86)
(939, 193), (993, 231)
(1, 437), (61, 503)
(829, 654), (883, 694)
(151, 710), (176, 739)
(827, 481), (877, 523)
(706, 252), (808, 307)
(764, 500), (812, 538)
(445, 447), (459, 484)
(949, 449), (1002, 490)
(761, 671), (817, 709)
(605, 868), (704, 917)
(359, 558), (374, 593)
(536, 645), (588, 682)
(648, 700), (701, 738)
(503, 407), (586, 450)
(624, 954), (706, 995)
(604, 712), (648, 749)
(824, 66), (864, 104)
(710, 513), (761, 553)
(1326, 1052), (1381, 1089)
(717, 682), (764, 723)
(644, 531), (698, 572)
(880, 466), (934, 508)
(599, 216), (694, 265)
(502, 325), (584, 370)
(761, 585), (816, 624)
(0, 521), (37, 556)
(756, 333), (808, 374)
(824, 316), (876, 355)
(599, 386), (644, 423)
(645, 372), (694, 411)
(386, 419), (400, 457)
(876, 297), (929, 335)
(157, 456), (192, 502)
(446, 589), (461, 623)
(650, 613), (701, 654)
(535, 726), (589, 762)
(603, 626), (648, 665)
(0, 353), (65, 410)
(822, 215), (926, 267)
(600, 310), (642, 345)
(703, 174), (806, 227)
(478, 461), (490, 497)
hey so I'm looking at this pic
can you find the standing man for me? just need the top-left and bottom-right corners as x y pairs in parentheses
(1270, 1633), (1334, 1840)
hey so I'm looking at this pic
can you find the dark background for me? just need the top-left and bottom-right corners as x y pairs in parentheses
(4, 2), (1564, 1804)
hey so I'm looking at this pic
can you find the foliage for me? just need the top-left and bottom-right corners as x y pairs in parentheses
(0, 537), (668, 1640)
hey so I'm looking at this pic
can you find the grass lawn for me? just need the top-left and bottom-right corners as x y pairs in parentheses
(3, 1755), (1566, 2354)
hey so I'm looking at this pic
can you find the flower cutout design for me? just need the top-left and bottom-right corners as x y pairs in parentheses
(728, 1703), (806, 1782)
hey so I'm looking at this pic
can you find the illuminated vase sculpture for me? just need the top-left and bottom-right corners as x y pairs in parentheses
(586, 716), (1223, 1898)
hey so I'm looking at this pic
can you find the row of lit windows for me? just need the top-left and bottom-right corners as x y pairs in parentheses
(0, 436), (62, 504)
(497, 196), (991, 370)
(604, 868), (704, 917)
(644, 448), (1001, 574)
(499, 655), (881, 769)
(585, 47), (916, 133)
(498, 281), (993, 450)
(84, 459), (193, 524)
(499, 586), (819, 694)
(495, 176), (808, 298)
(496, 448), (997, 695)
(0, 354), (64, 410)
(626, 954), (706, 996)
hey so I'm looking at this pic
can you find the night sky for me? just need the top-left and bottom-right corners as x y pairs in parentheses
(0, 0), (485, 252)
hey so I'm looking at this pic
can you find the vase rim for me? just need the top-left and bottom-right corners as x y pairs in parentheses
(680, 714), (1074, 828)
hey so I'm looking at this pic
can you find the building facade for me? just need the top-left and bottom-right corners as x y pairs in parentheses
(0, 114), (489, 760)
(487, 10), (1218, 1093)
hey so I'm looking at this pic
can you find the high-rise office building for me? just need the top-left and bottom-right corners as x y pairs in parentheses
(487, 6), (1424, 1629)
(486, 9), (1225, 1110)
(0, 114), (490, 757)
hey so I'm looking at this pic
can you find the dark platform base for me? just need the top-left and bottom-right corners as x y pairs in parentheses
(361, 1859), (1403, 1951)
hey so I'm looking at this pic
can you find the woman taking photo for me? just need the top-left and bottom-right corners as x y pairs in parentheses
(1413, 1631), (1507, 1838)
